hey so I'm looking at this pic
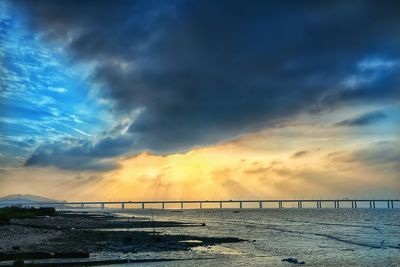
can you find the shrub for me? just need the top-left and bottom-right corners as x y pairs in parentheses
(0, 207), (56, 220)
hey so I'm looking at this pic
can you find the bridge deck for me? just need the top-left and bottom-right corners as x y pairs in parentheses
(2, 199), (399, 209)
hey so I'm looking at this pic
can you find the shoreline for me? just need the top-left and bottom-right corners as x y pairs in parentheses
(0, 210), (244, 266)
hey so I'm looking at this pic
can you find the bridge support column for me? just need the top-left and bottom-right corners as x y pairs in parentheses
(80, 203), (84, 208)
(391, 201), (394, 209)
(259, 201), (263, 209)
(354, 201), (357, 208)
(239, 202), (243, 209)
(101, 203), (104, 209)
(162, 203), (165, 209)
(369, 201), (372, 209)
(387, 201), (390, 209)
(141, 203), (145, 209)
(181, 202), (184, 210)
(200, 202), (202, 209)
(373, 201), (376, 209)
(219, 202), (223, 209)
(278, 201), (283, 209)
(121, 203), (125, 209)
(351, 201), (354, 209)
(337, 201), (340, 208)
(334, 201), (337, 209)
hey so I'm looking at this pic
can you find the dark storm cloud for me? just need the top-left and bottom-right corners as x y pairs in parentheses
(335, 110), (388, 126)
(13, 0), (400, 168)
(24, 134), (134, 171)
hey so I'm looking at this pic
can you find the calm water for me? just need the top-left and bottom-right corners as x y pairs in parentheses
(92, 208), (400, 266)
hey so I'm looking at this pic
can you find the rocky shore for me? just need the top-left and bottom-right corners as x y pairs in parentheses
(0, 211), (243, 266)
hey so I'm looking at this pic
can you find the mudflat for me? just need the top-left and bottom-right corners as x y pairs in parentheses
(0, 211), (243, 265)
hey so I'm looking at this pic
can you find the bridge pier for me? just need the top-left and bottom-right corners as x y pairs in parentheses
(121, 203), (125, 209)
(391, 201), (394, 209)
(373, 201), (376, 209)
(181, 202), (184, 209)
(80, 203), (84, 208)
(200, 202), (202, 209)
(101, 203), (105, 209)
(162, 203), (165, 209)
(297, 201), (302, 208)
(219, 202), (223, 209)
(278, 201), (283, 209)
(239, 202), (243, 209)
(259, 201), (263, 209)
(334, 201), (339, 208)
(141, 203), (145, 209)
(369, 201), (372, 209)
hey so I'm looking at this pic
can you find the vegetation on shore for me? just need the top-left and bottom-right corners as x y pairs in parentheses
(0, 207), (56, 221)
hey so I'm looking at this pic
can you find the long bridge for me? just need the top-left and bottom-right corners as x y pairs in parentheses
(2, 199), (399, 209)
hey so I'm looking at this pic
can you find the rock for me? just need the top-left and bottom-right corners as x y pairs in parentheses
(123, 237), (132, 244)
(0, 251), (89, 261)
(0, 252), (52, 261)
(282, 257), (305, 265)
(0, 218), (10, 225)
(151, 235), (162, 242)
(53, 251), (89, 259)
(12, 260), (24, 267)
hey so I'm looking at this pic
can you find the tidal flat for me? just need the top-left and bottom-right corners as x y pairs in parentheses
(0, 210), (243, 266)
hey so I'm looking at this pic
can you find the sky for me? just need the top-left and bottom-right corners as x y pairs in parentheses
(0, 0), (399, 201)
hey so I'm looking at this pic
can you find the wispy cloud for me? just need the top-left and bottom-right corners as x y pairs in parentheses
(291, 150), (308, 158)
(334, 110), (387, 127)
(357, 58), (399, 72)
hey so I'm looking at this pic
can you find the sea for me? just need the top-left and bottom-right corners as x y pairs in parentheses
(89, 208), (400, 266)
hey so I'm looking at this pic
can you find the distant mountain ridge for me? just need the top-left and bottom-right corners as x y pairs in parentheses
(0, 194), (60, 203)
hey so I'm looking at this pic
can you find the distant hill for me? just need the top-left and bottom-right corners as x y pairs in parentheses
(0, 194), (61, 204)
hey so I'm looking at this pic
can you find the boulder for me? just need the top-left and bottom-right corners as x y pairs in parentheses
(282, 257), (305, 265)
